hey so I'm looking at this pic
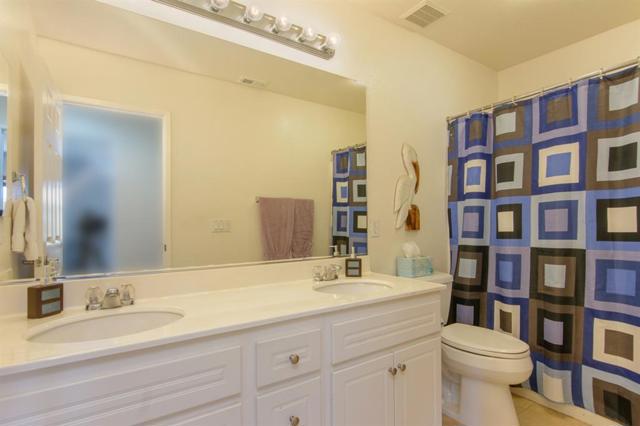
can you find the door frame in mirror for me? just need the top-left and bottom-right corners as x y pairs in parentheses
(59, 94), (172, 274)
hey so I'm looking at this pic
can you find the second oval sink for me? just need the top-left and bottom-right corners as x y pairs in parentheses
(26, 307), (184, 344)
(313, 280), (392, 296)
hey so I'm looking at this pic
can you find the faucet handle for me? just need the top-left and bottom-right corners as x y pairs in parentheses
(47, 257), (60, 276)
(121, 284), (135, 305)
(85, 286), (103, 311)
(312, 265), (325, 281)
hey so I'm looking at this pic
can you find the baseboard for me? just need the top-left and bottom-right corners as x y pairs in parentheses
(510, 388), (618, 426)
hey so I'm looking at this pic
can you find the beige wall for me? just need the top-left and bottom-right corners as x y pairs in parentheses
(38, 38), (366, 267)
(498, 19), (640, 98)
(0, 57), (7, 85)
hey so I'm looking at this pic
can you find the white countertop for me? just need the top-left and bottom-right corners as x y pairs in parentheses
(0, 273), (444, 377)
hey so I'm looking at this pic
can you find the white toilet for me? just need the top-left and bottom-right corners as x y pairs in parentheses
(423, 273), (533, 426)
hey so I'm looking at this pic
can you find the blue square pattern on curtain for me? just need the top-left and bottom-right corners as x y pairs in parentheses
(332, 146), (367, 256)
(448, 66), (640, 425)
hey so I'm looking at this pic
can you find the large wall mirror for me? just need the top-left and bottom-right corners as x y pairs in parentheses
(0, 0), (366, 282)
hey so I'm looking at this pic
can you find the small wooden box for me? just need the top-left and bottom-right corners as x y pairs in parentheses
(28, 283), (64, 319)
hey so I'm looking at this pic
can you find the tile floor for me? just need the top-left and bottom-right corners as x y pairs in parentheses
(443, 395), (588, 426)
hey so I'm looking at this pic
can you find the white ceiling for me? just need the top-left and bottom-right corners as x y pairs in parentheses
(26, 0), (365, 113)
(353, 0), (640, 70)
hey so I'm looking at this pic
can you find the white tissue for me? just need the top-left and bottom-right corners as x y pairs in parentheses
(402, 242), (422, 258)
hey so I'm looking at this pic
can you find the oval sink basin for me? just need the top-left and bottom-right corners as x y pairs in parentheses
(313, 280), (392, 296)
(26, 307), (184, 344)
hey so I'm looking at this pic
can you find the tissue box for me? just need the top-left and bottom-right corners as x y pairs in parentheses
(396, 256), (432, 278)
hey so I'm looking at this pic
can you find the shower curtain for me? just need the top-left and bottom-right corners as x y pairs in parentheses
(448, 65), (640, 425)
(332, 146), (367, 256)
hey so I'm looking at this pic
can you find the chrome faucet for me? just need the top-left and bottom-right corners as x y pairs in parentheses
(85, 284), (135, 310)
(313, 264), (342, 281)
(101, 287), (122, 309)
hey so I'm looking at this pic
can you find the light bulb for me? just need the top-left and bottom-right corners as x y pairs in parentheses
(243, 5), (264, 23)
(272, 15), (292, 33)
(323, 33), (340, 51)
(209, 0), (229, 12)
(298, 26), (316, 43)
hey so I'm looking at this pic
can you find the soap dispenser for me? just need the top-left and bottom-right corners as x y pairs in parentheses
(345, 245), (362, 277)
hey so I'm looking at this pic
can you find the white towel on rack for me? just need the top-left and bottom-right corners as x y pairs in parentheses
(24, 197), (38, 261)
(10, 199), (26, 253)
(10, 197), (38, 261)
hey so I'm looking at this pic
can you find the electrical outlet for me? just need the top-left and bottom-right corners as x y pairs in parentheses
(210, 219), (232, 233)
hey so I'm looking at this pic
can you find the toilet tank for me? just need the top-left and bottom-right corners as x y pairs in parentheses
(415, 272), (453, 325)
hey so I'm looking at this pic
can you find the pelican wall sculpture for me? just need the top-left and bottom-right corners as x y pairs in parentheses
(393, 143), (420, 230)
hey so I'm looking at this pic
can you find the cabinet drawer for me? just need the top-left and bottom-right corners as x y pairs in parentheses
(332, 298), (440, 363)
(256, 329), (322, 388)
(0, 345), (242, 426)
(257, 376), (322, 426)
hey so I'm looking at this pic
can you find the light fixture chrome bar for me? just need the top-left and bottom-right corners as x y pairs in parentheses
(151, 0), (336, 60)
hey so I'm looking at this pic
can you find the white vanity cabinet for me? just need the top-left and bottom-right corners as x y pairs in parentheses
(393, 338), (442, 426)
(0, 292), (441, 426)
(332, 339), (441, 426)
(331, 295), (442, 426)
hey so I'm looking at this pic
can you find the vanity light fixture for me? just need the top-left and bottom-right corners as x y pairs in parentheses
(243, 4), (263, 24)
(152, 0), (339, 60)
(322, 33), (341, 52)
(209, 0), (229, 12)
(271, 16), (292, 34)
(298, 27), (317, 43)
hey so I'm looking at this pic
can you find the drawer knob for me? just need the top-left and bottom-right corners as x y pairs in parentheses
(289, 415), (300, 426)
(289, 354), (300, 365)
(397, 363), (407, 372)
(388, 367), (397, 376)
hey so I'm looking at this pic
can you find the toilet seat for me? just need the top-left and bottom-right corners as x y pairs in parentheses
(442, 323), (530, 359)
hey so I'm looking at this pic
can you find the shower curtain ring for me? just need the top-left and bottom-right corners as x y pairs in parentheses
(599, 68), (604, 80)
(511, 96), (517, 106)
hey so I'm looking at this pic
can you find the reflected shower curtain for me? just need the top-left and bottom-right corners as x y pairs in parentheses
(448, 65), (640, 425)
(331, 146), (367, 256)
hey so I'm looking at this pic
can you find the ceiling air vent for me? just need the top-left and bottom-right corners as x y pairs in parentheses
(238, 77), (268, 89)
(402, 1), (447, 28)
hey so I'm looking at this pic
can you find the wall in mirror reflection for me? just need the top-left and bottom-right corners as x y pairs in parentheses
(38, 39), (365, 276)
(0, 0), (367, 280)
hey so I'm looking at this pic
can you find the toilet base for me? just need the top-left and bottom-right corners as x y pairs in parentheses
(458, 377), (519, 426)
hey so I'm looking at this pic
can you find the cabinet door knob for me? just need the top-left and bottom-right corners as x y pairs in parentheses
(397, 363), (406, 372)
(289, 354), (300, 365)
(388, 367), (397, 376)
(289, 415), (300, 426)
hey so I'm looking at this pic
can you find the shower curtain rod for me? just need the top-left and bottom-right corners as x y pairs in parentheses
(446, 56), (640, 123)
(331, 142), (366, 154)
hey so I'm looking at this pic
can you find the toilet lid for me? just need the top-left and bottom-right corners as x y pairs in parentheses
(442, 323), (530, 359)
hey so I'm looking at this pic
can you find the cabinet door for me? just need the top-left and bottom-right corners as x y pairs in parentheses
(332, 353), (395, 426)
(394, 338), (441, 426)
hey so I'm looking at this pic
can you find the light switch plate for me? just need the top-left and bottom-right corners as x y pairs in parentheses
(210, 219), (232, 233)
(370, 219), (380, 238)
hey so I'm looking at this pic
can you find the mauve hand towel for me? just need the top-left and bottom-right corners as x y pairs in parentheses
(292, 199), (314, 258)
(258, 197), (295, 260)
